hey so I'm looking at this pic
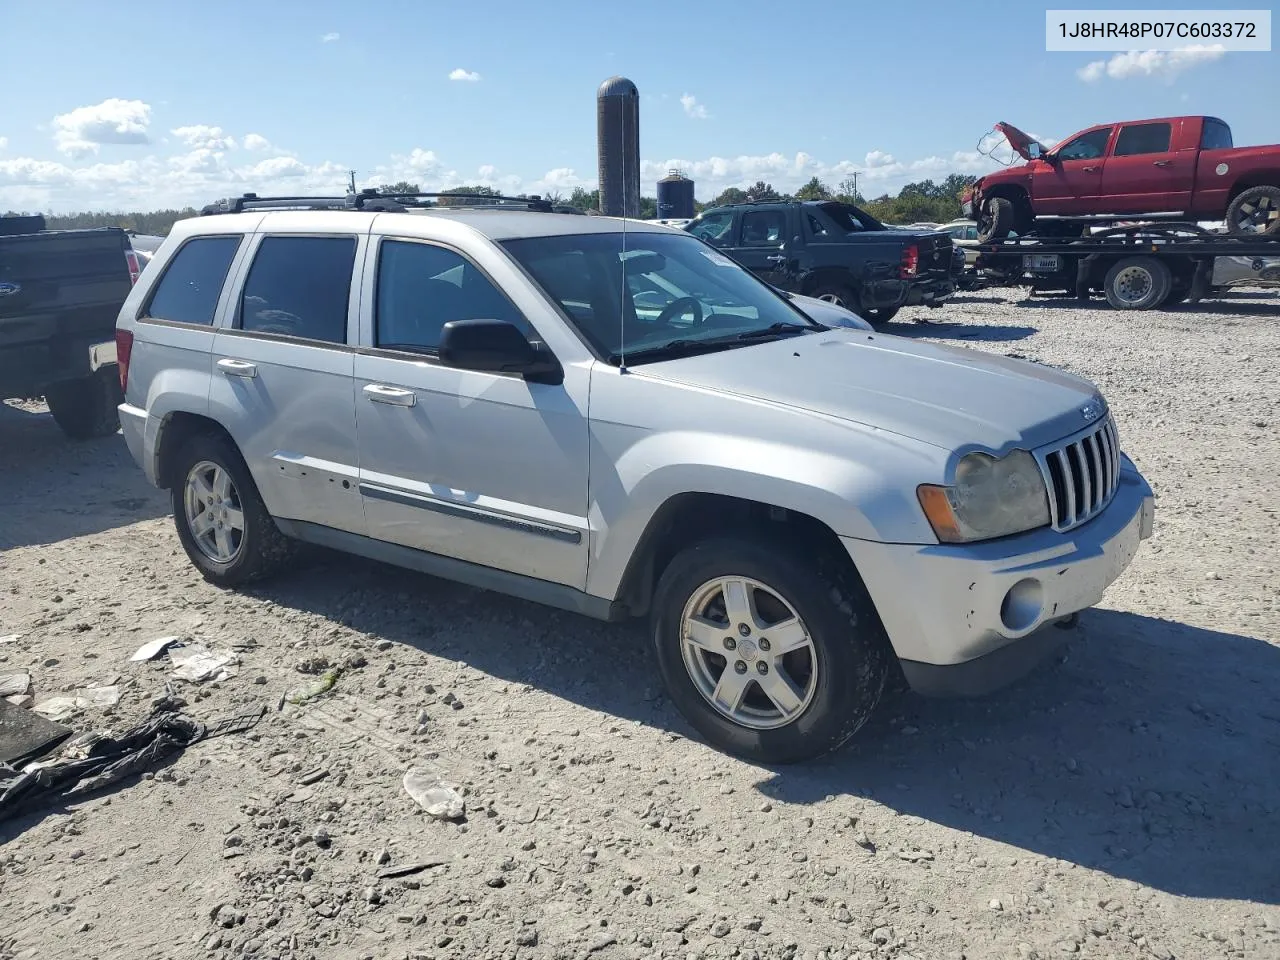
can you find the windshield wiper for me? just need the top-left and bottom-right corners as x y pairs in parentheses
(734, 321), (814, 340)
(610, 339), (721, 364)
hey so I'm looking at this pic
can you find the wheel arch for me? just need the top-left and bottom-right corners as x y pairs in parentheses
(1227, 171), (1280, 199)
(799, 267), (859, 298)
(155, 411), (238, 490)
(612, 492), (862, 620)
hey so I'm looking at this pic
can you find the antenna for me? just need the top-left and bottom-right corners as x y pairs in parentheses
(618, 98), (629, 374)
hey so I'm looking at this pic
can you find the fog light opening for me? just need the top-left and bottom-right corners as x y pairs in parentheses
(1000, 578), (1044, 633)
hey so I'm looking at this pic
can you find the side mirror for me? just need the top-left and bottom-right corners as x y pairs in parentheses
(438, 318), (563, 385)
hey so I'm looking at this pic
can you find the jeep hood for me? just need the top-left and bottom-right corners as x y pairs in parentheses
(639, 331), (1105, 453)
(995, 122), (1044, 162)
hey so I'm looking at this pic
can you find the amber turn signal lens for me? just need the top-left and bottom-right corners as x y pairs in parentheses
(916, 485), (964, 543)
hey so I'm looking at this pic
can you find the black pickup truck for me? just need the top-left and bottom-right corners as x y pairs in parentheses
(1, 215), (139, 439)
(683, 200), (957, 325)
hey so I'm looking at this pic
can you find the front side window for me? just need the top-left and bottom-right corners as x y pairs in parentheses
(238, 236), (356, 344)
(375, 240), (528, 352)
(143, 235), (242, 325)
(1056, 128), (1112, 162)
(1113, 122), (1172, 157)
(503, 230), (821, 365)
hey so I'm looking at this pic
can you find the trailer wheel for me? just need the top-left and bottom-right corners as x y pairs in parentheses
(976, 197), (1015, 243)
(1103, 257), (1172, 310)
(1225, 185), (1280, 236)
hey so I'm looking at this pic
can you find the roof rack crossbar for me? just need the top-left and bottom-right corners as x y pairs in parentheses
(199, 191), (556, 216)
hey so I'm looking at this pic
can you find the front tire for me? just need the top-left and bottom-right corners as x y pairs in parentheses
(651, 537), (891, 764)
(170, 431), (296, 587)
(44, 368), (122, 440)
(976, 196), (1015, 243)
(1225, 185), (1280, 236)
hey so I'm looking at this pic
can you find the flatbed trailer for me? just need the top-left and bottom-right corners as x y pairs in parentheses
(972, 223), (1280, 310)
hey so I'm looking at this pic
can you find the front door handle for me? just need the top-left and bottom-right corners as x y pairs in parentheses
(1081, 165), (1099, 172)
(216, 358), (258, 378)
(363, 383), (417, 407)
(765, 254), (787, 263)
(1153, 160), (1172, 167)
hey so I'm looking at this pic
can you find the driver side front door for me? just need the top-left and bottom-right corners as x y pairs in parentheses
(1033, 126), (1114, 215)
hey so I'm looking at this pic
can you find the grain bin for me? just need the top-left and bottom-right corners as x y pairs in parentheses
(656, 169), (695, 220)
(597, 76), (640, 218)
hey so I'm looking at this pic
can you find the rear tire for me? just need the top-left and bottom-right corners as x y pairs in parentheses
(976, 196), (1015, 243)
(1225, 185), (1280, 236)
(650, 536), (891, 764)
(44, 368), (123, 440)
(811, 284), (898, 329)
(169, 431), (297, 587)
(1103, 257), (1172, 310)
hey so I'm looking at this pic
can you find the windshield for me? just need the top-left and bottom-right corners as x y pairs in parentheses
(501, 231), (821, 364)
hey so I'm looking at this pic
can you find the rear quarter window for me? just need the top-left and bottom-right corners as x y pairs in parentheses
(142, 235), (243, 325)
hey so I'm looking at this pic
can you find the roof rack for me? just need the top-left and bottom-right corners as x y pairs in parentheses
(200, 190), (555, 216)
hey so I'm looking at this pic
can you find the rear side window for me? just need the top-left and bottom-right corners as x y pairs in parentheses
(740, 210), (787, 246)
(239, 236), (357, 344)
(1113, 122), (1172, 157)
(1201, 118), (1233, 150)
(143, 235), (242, 325)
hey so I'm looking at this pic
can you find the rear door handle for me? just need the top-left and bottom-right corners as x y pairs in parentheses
(216, 358), (257, 378)
(765, 255), (787, 263)
(1153, 160), (1172, 167)
(363, 383), (416, 407)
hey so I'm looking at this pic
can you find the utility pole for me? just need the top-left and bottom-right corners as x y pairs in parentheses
(852, 171), (859, 200)
(347, 170), (357, 194)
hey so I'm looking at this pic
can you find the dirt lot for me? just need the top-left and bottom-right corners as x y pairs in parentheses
(1, 289), (1278, 960)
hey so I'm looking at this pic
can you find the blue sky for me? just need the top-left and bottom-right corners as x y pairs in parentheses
(1, 0), (1276, 212)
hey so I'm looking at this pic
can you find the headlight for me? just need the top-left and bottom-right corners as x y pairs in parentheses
(917, 450), (1050, 543)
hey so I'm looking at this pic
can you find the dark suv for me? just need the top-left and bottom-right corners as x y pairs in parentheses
(684, 200), (956, 325)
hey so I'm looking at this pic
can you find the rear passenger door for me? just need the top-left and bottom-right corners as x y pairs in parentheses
(352, 234), (590, 588)
(1099, 120), (1192, 214)
(208, 229), (366, 536)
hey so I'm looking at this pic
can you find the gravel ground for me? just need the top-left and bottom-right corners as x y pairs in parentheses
(1, 288), (1278, 960)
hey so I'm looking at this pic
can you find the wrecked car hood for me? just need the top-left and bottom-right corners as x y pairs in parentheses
(995, 122), (1045, 162)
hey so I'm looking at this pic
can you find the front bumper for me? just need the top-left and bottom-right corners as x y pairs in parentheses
(846, 459), (1154, 697)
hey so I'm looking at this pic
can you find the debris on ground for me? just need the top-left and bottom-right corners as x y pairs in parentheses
(0, 697), (72, 766)
(286, 668), (340, 705)
(0, 672), (32, 698)
(130, 635), (180, 662)
(168, 642), (238, 683)
(403, 767), (466, 820)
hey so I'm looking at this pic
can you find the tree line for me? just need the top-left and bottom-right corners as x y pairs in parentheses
(4, 172), (977, 235)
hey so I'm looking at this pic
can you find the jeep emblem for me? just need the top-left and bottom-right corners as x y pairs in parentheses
(0, 281), (21, 297)
(1080, 403), (1099, 422)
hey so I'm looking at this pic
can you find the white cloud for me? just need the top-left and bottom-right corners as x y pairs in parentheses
(242, 133), (271, 152)
(449, 68), (481, 82)
(171, 125), (236, 151)
(242, 156), (308, 179)
(680, 94), (709, 120)
(321, 32), (340, 43)
(863, 150), (896, 169)
(0, 137), (7, 152)
(1077, 44), (1225, 82)
(477, 164), (497, 179)
(52, 98), (152, 156)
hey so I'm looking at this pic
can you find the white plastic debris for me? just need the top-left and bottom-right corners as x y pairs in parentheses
(168, 643), (238, 683)
(0, 634), (20, 644)
(403, 767), (466, 820)
(32, 696), (92, 722)
(0, 673), (31, 698)
(130, 635), (181, 662)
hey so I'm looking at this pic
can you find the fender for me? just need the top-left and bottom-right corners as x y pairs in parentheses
(584, 425), (943, 600)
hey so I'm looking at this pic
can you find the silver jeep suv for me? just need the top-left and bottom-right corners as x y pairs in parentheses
(115, 191), (1155, 763)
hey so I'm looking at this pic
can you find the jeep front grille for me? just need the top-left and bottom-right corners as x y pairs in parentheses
(1036, 416), (1121, 532)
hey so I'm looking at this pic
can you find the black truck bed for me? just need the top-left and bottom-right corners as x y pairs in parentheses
(0, 226), (134, 397)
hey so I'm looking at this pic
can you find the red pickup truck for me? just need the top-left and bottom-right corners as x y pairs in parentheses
(963, 116), (1280, 241)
